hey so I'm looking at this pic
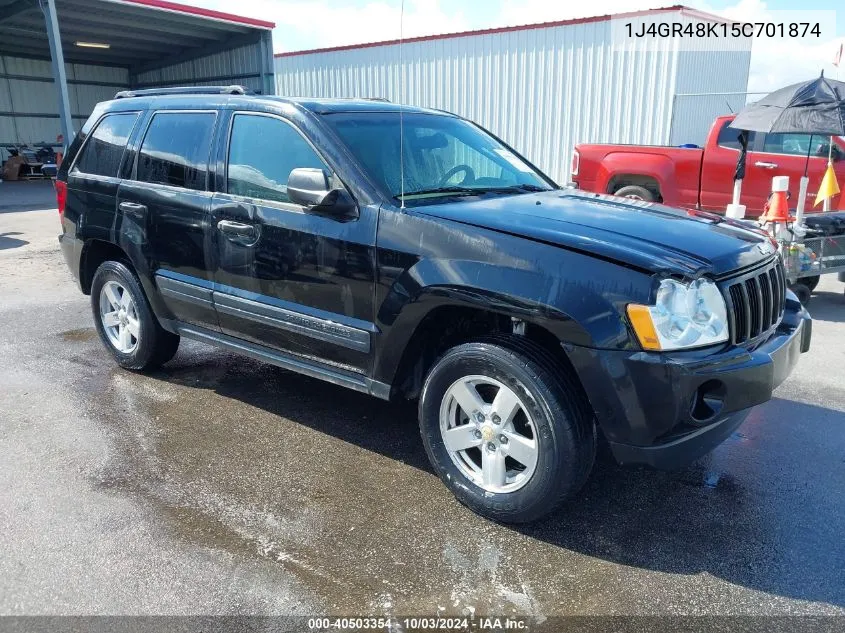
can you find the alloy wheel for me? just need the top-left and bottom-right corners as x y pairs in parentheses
(99, 280), (140, 354)
(439, 375), (539, 493)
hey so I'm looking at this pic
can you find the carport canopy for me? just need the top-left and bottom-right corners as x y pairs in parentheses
(0, 0), (275, 145)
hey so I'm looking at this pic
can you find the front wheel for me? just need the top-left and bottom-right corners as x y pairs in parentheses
(419, 339), (596, 523)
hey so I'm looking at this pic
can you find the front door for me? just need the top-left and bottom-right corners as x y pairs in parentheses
(699, 119), (757, 211)
(116, 109), (219, 330)
(210, 111), (378, 374)
(741, 133), (844, 215)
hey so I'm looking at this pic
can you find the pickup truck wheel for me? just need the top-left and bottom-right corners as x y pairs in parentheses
(789, 282), (812, 305)
(419, 339), (595, 523)
(803, 275), (820, 292)
(613, 185), (654, 201)
(91, 261), (180, 371)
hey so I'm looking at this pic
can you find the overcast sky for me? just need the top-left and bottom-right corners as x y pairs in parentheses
(190, 0), (843, 94)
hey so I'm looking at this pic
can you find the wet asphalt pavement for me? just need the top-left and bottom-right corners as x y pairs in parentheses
(2, 187), (845, 617)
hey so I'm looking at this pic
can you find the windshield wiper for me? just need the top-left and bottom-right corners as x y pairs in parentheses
(394, 183), (551, 201)
(476, 184), (551, 193)
(394, 186), (481, 200)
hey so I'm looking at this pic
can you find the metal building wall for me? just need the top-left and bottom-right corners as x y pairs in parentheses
(275, 11), (751, 183)
(274, 18), (679, 183)
(132, 40), (271, 95)
(1, 55), (128, 150)
(668, 21), (752, 146)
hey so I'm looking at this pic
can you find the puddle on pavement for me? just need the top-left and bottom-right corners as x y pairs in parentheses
(79, 347), (586, 615)
(59, 327), (96, 342)
(74, 342), (765, 616)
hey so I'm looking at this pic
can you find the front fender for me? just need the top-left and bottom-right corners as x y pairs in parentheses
(372, 257), (646, 386)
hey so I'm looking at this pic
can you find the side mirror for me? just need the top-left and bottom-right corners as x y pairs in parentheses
(817, 143), (844, 161)
(287, 168), (357, 219)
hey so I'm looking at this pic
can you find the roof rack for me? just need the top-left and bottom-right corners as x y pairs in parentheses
(114, 85), (250, 99)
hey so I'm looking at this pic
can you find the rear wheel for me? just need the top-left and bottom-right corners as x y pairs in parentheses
(91, 261), (180, 370)
(613, 185), (654, 202)
(419, 338), (596, 523)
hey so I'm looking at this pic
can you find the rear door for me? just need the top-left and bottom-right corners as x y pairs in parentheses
(64, 111), (140, 239)
(117, 109), (220, 330)
(209, 110), (378, 374)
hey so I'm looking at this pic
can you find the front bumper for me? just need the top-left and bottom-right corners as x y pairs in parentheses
(567, 296), (812, 469)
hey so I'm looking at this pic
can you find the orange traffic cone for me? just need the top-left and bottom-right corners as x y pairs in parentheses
(762, 191), (790, 223)
(761, 176), (791, 223)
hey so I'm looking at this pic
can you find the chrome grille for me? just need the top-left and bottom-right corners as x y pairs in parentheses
(723, 259), (786, 345)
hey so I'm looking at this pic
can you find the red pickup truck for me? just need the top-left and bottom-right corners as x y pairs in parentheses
(572, 115), (845, 216)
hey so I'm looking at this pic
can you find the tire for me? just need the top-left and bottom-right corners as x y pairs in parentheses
(419, 337), (596, 523)
(790, 283), (812, 305)
(90, 260), (180, 371)
(803, 275), (820, 292)
(613, 185), (655, 202)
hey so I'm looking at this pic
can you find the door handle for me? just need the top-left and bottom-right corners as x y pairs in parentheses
(119, 201), (147, 216)
(217, 219), (258, 241)
(754, 161), (778, 169)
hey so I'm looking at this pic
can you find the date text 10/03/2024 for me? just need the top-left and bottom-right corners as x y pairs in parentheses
(625, 21), (821, 38)
(307, 617), (528, 631)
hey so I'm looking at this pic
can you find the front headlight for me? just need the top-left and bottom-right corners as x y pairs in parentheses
(627, 278), (729, 350)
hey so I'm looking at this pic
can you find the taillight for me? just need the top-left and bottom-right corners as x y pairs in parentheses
(55, 180), (67, 216)
(571, 149), (580, 177)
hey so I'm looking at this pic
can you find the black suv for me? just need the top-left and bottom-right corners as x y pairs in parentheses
(57, 86), (811, 523)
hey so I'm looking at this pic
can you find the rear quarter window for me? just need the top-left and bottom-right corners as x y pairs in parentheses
(136, 111), (216, 191)
(73, 112), (139, 178)
(717, 121), (755, 150)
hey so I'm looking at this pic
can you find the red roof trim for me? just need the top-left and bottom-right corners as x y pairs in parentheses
(120, 0), (275, 30)
(275, 5), (731, 58)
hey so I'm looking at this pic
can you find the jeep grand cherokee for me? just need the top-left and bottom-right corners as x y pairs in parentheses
(56, 87), (811, 522)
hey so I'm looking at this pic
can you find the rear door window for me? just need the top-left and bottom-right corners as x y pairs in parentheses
(226, 113), (327, 204)
(761, 133), (829, 157)
(136, 111), (216, 191)
(73, 112), (139, 177)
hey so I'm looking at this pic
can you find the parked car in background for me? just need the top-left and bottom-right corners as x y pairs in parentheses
(57, 88), (811, 523)
(572, 114), (845, 215)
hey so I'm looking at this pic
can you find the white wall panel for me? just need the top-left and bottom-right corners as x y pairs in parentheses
(133, 42), (265, 90)
(668, 16), (751, 146)
(1, 55), (128, 149)
(70, 63), (129, 85)
(276, 10), (751, 184)
(3, 56), (53, 78)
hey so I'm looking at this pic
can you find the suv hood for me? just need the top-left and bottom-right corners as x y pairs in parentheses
(415, 190), (775, 277)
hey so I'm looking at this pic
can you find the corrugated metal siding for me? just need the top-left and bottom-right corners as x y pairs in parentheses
(669, 19), (752, 146)
(275, 12), (751, 183)
(2, 39), (271, 151)
(133, 41), (265, 93)
(1, 55), (128, 149)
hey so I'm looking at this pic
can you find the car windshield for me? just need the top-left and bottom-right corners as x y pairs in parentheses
(322, 111), (555, 205)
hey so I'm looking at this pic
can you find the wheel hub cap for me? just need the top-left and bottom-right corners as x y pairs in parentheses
(99, 280), (139, 354)
(439, 375), (539, 494)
